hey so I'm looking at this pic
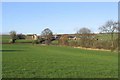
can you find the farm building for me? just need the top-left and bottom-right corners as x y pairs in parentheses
(25, 34), (33, 40)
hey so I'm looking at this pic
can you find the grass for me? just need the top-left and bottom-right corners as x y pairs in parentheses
(16, 39), (33, 43)
(1, 35), (33, 43)
(51, 40), (59, 45)
(2, 44), (118, 78)
(97, 33), (118, 41)
(1, 35), (10, 43)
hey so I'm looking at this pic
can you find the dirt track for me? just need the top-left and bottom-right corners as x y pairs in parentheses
(74, 47), (111, 51)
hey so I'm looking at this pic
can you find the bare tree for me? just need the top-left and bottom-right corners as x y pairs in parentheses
(9, 30), (17, 43)
(41, 28), (53, 45)
(99, 20), (118, 33)
(99, 20), (118, 51)
(77, 27), (91, 34)
(59, 34), (68, 46)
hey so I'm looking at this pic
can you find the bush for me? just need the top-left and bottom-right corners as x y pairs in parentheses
(93, 40), (112, 50)
(17, 34), (26, 39)
(32, 40), (39, 44)
(69, 40), (78, 47)
(51, 40), (59, 45)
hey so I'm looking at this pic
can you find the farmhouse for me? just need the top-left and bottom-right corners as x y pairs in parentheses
(25, 34), (34, 40)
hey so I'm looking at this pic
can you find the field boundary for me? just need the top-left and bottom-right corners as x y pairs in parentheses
(74, 47), (111, 51)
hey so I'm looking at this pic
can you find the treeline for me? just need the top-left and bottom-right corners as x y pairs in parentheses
(60, 20), (119, 51)
(8, 20), (119, 51)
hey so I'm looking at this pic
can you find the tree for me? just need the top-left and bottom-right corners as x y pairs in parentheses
(99, 20), (118, 33)
(59, 34), (68, 46)
(77, 27), (91, 47)
(41, 28), (53, 45)
(17, 33), (26, 39)
(99, 20), (118, 51)
(77, 27), (91, 34)
(9, 31), (17, 43)
(117, 21), (120, 32)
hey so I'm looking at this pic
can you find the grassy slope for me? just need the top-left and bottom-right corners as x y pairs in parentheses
(1, 35), (33, 43)
(97, 33), (118, 41)
(2, 35), (10, 43)
(2, 44), (118, 78)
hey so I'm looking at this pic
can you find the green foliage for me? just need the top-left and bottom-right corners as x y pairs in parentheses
(2, 44), (118, 78)
(51, 40), (59, 45)
(68, 40), (78, 47)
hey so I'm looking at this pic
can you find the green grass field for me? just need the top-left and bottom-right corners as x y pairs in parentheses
(1, 35), (33, 43)
(96, 33), (118, 41)
(2, 44), (118, 78)
(1, 35), (10, 43)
